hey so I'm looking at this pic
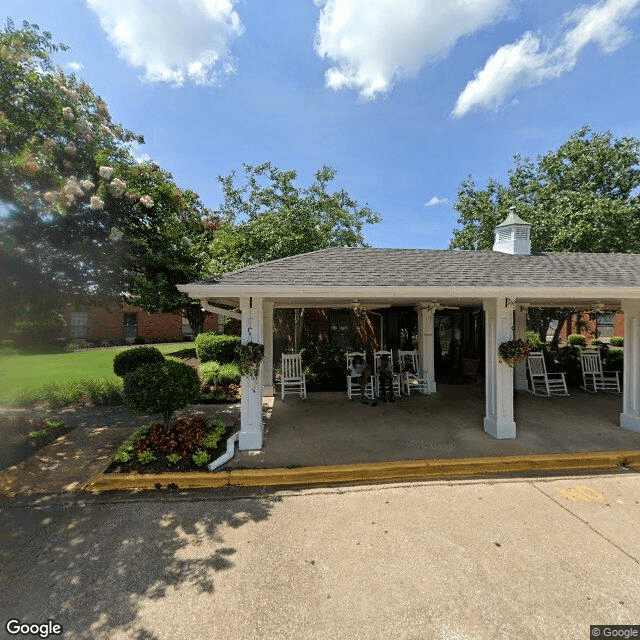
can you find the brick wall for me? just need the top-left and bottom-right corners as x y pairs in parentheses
(63, 304), (219, 343)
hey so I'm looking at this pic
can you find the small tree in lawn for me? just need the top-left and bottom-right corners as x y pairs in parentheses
(123, 360), (200, 427)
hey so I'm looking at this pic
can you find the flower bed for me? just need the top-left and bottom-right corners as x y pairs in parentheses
(105, 417), (232, 474)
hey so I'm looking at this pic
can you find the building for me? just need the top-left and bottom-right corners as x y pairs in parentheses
(178, 210), (640, 450)
(62, 303), (222, 345)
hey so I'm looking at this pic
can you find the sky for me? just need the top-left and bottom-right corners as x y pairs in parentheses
(4, 0), (640, 249)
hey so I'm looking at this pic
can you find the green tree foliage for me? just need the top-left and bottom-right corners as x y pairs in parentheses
(0, 20), (214, 334)
(450, 127), (640, 252)
(208, 162), (381, 273)
(449, 127), (640, 341)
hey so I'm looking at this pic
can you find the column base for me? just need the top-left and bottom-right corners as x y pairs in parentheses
(484, 416), (516, 439)
(262, 385), (274, 398)
(620, 413), (640, 433)
(239, 428), (264, 451)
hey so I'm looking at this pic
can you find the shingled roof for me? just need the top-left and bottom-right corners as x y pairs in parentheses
(197, 247), (640, 289)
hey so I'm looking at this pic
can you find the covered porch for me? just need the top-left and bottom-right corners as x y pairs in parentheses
(226, 385), (640, 470)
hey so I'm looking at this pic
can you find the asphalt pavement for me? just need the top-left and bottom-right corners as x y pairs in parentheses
(1, 472), (639, 640)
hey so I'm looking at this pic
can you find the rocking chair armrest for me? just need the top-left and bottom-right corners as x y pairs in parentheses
(547, 372), (566, 380)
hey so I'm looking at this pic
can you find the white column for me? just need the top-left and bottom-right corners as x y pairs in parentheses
(514, 305), (528, 391)
(483, 297), (516, 439)
(262, 301), (274, 397)
(620, 300), (640, 433)
(417, 303), (436, 393)
(239, 296), (264, 450)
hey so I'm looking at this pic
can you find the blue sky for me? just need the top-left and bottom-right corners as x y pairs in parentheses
(5, 0), (640, 249)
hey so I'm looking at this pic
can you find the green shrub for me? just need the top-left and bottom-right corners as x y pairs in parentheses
(547, 345), (582, 386)
(192, 449), (209, 467)
(123, 360), (201, 426)
(113, 346), (165, 377)
(200, 361), (241, 385)
(200, 361), (221, 384)
(299, 337), (349, 391)
(567, 334), (586, 346)
(137, 450), (155, 464)
(610, 336), (624, 347)
(202, 420), (226, 449)
(604, 348), (624, 372)
(194, 332), (240, 364)
(166, 453), (180, 465)
(525, 331), (545, 349)
(590, 338), (603, 346)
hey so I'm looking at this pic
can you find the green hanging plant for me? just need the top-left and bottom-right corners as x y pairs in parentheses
(237, 342), (265, 377)
(498, 339), (531, 368)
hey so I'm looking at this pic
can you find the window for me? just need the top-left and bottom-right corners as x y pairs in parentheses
(69, 312), (88, 339)
(596, 313), (615, 338)
(123, 313), (137, 339)
(330, 309), (351, 347)
(182, 316), (193, 336)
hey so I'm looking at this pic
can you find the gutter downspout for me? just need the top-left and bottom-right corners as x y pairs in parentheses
(208, 432), (239, 471)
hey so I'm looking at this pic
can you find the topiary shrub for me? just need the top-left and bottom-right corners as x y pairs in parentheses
(123, 360), (200, 426)
(567, 334), (586, 347)
(113, 346), (165, 377)
(590, 338), (603, 346)
(194, 332), (240, 364)
(610, 336), (624, 347)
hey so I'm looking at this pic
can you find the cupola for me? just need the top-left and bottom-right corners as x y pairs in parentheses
(493, 207), (531, 255)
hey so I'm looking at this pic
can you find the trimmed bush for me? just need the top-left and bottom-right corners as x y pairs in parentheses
(590, 338), (603, 346)
(567, 334), (586, 346)
(194, 332), (240, 364)
(604, 348), (624, 372)
(10, 311), (66, 353)
(123, 360), (200, 426)
(200, 361), (241, 386)
(113, 346), (164, 377)
(610, 336), (624, 347)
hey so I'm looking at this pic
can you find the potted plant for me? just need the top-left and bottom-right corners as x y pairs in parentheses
(498, 339), (531, 368)
(237, 341), (265, 378)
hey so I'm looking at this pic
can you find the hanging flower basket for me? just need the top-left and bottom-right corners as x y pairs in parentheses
(237, 342), (265, 378)
(498, 339), (531, 368)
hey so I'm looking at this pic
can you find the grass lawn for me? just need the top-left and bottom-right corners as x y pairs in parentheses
(0, 343), (193, 405)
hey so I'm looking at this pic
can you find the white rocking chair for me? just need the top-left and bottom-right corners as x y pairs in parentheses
(373, 350), (401, 398)
(526, 351), (569, 396)
(346, 352), (375, 400)
(281, 353), (307, 400)
(580, 350), (620, 393)
(398, 350), (431, 395)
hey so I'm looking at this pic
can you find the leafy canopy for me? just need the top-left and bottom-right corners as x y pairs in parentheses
(208, 162), (381, 273)
(450, 126), (640, 253)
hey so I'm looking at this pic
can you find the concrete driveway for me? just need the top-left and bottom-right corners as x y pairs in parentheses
(1, 472), (638, 639)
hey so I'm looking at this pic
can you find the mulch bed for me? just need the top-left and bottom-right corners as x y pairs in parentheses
(105, 417), (236, 474)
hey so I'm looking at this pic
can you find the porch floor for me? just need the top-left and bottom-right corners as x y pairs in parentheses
(226, 383), (640, 470)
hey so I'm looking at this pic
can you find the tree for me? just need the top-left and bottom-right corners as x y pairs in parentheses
(0, 20), (214, 335)
(449, 127), (640, 341)
(0, 19), (143, 314)
(208, 162), (381, 273)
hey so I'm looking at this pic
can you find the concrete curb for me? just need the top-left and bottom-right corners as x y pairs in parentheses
(83, 450), (640, 492)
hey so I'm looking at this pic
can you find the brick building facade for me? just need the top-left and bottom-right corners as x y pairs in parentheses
(62, 304), (221, 344)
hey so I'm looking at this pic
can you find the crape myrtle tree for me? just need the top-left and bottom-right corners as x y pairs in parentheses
(208, 162), (381, 348)
(0, 20), (214, 335)
(449, 126), (640, 342)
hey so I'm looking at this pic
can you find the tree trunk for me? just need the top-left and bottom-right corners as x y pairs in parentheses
(551, 310), (573, 346)
(184, 305), (209, 337)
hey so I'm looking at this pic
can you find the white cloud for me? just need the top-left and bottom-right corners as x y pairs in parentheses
(314, 0), (512, 100)
(66, 61), (84, 73)
(453, 0), (640, 117)
(128, 141), (151, 164)
(425, 196), (449, 207)
(86, 0), (244, 86)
